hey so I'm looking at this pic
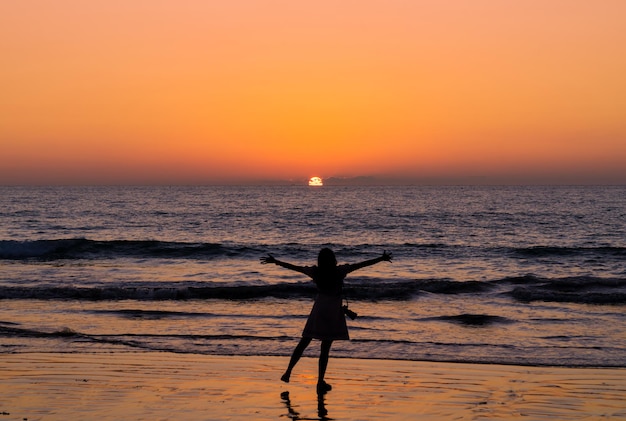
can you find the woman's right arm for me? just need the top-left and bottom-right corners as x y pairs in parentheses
(260, 254), (312, 276)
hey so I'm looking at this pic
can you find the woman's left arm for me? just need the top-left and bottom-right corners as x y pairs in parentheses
(345, 251), (392, 274)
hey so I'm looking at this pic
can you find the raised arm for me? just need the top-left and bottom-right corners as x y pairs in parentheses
(260, 254), (312, 276)
(345, 251), (392, 274)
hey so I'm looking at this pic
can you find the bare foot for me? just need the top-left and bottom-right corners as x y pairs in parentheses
(316, 381), (332, 394)
(281, 372), (290, 383)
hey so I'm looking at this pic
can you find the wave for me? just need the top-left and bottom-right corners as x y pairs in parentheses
(1, 276), (624, 305)
(0, 238), (259, 260)
(0, 239), (455, 260)
(0, 279), (490, 301)
(422, 314), (513, 326)
(3, 238), (626, 261)
(0, 322), (295, 353)
(506, 275), (626, 304)
(2, 323), (622, 367)
(513, 246), (626, 258)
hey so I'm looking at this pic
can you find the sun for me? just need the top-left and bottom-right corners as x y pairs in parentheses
(308, 176), (323, 186)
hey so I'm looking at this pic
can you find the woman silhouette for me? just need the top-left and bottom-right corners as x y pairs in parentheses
(261, 248), (392, 393)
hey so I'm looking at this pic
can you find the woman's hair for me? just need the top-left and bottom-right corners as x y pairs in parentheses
(317, 247), (337, 270)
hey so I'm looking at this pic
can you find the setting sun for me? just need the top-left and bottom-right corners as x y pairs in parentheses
(308, 177), (323, 187)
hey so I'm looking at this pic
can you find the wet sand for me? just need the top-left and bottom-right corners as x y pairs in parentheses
(1, 352), (624, 420)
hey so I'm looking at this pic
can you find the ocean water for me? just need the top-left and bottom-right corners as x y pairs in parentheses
(1, 185), (625, 367)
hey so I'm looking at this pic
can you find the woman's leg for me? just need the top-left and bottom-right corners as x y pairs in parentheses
(317, 340), (333, 390)
(281, 337), (312, 382)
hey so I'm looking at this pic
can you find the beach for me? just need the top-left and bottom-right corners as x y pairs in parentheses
(1, 352), (624, 420)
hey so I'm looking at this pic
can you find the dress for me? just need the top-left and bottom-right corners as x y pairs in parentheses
(301, 265), (350, 341)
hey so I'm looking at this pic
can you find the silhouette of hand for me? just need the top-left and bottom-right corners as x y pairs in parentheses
(381, 250), (393, 262)
(260, 254), (276, 265)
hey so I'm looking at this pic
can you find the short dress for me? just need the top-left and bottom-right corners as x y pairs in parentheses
(301, 265), (351, 341)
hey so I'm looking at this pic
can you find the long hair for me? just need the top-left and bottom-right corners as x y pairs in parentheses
(317, 248), (337, 270)
(315, 248), (342, 293)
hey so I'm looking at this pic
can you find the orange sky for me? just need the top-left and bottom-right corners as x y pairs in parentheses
(1, 1), (625, 185)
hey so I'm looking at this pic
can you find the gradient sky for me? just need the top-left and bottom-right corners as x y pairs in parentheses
(2, 1), (625, 185)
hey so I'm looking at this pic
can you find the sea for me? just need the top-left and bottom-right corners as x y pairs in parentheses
(1, 185), (625, 367)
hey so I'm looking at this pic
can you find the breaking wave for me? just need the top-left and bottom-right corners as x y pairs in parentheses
(0, 239), (249, 260)
(2, 239), (626, 261)
(0, 275), (624, 305)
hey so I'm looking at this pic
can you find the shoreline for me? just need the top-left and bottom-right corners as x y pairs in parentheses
(1, 352), (624, 420)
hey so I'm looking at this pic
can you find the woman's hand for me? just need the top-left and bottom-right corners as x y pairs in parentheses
(381, 250), (393, 262)
(260, 254), (277, 265)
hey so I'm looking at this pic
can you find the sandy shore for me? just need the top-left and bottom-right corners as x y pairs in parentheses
(1, 353), (624, 420)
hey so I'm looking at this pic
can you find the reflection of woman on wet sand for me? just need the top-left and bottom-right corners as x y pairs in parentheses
(261, 248), (392, 394)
